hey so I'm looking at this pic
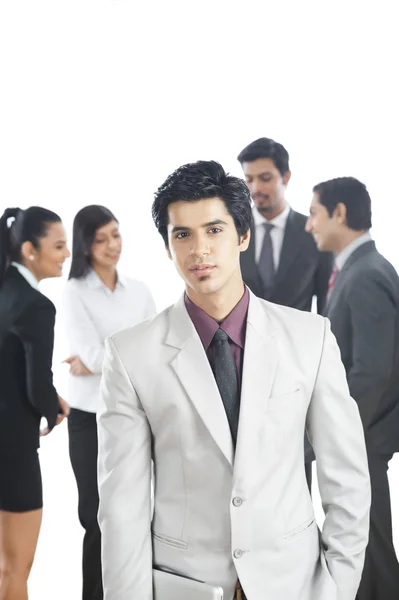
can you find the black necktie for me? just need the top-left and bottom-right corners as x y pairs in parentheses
(211, 329), (240, 446)
(258, 223), (275, 297)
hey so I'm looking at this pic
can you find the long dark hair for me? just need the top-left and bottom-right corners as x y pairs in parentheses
(0, 206), (61, 288)
(69, 205), (119, 280)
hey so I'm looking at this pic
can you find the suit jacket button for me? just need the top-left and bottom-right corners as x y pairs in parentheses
(232, 497), (243, 507)
(233, 549), (243, 559)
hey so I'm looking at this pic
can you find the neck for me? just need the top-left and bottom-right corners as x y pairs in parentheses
(334, 229), (368, 255)
(186, 273), (245, 322)
(19, 260), (41, 282)
(257, 200), (287, 222)
(93, 265), (117, 291)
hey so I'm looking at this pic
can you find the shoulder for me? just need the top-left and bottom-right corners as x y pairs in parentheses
(63, 276), (88, 296)
(122, 276), (153, 296)
(260, 297), (326, 337)
(108, 304), (170, 352)
(290, 209), (307, 226)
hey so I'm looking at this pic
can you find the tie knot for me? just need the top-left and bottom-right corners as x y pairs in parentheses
(213, 328), (229, 343)
(263, 223), (274, 234)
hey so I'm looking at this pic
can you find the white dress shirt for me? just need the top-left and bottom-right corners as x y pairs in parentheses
(11, 261), (39, 289)
(335, 231), (372, 271)
(63, 269), (156, 413)
(253, 203), (291, 270)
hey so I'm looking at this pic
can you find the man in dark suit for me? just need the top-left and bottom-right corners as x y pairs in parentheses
(238, 137), (332, 487)
(238, 137), (332, 313)
(306, 176), (399, 600)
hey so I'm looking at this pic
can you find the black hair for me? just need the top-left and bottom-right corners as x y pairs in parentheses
(152, 160), (253, 246)
(313, 177), (372, 231)
(69, 205), (119, 279)
(0, 206), (61, 288)
(237, 137), (290, 176)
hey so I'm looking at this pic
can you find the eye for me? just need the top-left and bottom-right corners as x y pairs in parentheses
(208, 228), (222, 234)
(95, 239), (105, 244)
(175, 232), (189, 240)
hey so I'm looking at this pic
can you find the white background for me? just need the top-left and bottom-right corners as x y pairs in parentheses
(0, 1), (398, 598)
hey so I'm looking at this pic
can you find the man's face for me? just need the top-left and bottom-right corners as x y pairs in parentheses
(306, 193), (340, 251)
(166, 197), (250, 297)
(242, 158), (290, 217)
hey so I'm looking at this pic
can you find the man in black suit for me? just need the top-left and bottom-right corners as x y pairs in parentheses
(238, 137), (332, 313)
(306, 176), (399, 600)
(238, 137), (332, 487)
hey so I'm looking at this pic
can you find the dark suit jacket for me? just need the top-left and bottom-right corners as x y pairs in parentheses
(325, 241), (399, 455)
(0, 266), (60, 457)
(241, 208), (333, 314)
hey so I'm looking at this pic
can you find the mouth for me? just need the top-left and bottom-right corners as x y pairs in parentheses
(105, 253), (120, 259)
(189, 264), (215, 277)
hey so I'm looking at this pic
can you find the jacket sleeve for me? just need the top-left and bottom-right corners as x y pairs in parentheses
(13, 297), (60, 430)
(345, 273), (396, 429)
(97, 336), (153, 600)
(306, 318), (371, 600)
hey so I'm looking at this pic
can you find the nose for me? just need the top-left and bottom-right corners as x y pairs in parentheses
(305, 216), (312, 233)
(190, 234), (210, 258)
(65, 247), (71, 258)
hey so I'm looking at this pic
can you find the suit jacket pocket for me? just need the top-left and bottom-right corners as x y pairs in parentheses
(152, 531), (188, 550)
(282, 517), (315, 543)
(266, 388), (303, 411)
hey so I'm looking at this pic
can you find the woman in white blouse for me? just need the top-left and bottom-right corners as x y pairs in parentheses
(63, 205), (155, 600)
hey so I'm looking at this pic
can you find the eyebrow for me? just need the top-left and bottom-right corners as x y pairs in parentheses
(246, 171), (273, 177)
(171, 219), (228, 234)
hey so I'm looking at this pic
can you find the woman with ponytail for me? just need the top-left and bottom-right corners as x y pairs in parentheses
(0, 206), (70, 600)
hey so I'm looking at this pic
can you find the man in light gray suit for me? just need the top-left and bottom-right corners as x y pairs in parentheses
(97, 161), (370, 600)
(306, 176), (399, 600)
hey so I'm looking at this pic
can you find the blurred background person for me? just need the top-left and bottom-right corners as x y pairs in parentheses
(0, 206), (70, 600)
(238, 137), (332, 489)
(62, 205), (156, 600)
(306, 177), (399, 600)
(238, 137), (332, 312)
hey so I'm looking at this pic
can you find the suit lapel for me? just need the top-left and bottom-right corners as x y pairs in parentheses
(234, 292), (278, 481)
(275, 209), (305, 284)
(324, 241), (376, 316)
(167, 296), (234, 467)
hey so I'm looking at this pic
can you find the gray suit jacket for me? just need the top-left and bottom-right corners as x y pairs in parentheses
(325, 240), (399, 454)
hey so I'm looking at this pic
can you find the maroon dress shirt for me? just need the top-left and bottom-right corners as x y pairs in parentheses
(184, 287), (249, 389)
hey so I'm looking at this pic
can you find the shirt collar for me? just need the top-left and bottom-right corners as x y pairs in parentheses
(86, 269), (126, 291)
(185, 287), (249, 350)
(335, 231), (372, 271)
(252, 203), (291, 230)
(11, 262), (39, 289)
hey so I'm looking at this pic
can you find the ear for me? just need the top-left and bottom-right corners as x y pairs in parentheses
(239, 228), (251, 253)
(21, 240), (36, 262)
(283, 170), (292, 186)
(334, 202), (347, 225)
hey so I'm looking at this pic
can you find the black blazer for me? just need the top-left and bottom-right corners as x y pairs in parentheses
(325, 241), (399, 455)
(241, 209), (333, 314)
(0, 266), (60, 457)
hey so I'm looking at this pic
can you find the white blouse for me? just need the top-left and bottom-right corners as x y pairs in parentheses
(62, 269), (156, 413)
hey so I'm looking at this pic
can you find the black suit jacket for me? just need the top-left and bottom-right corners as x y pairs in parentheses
(241, 208), (333, 314)
(0, 266), (60, 457)
(325, 241), (399, 455)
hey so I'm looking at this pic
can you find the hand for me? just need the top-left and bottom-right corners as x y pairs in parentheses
(64, 356), (93, 376)
(40, 395), (70, 436)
